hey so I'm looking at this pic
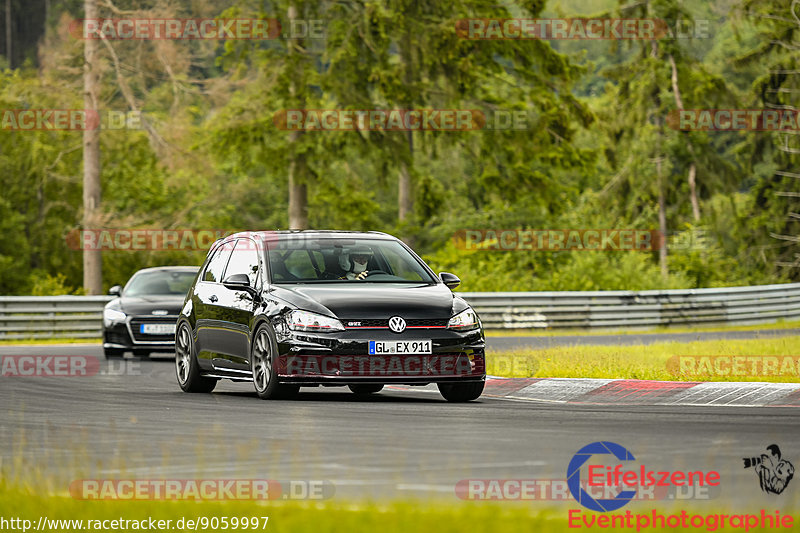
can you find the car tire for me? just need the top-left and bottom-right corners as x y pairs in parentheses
(437, 381), (484, 402)
(175, 322), (217, 393)
(103, 347), (124, 359)
(251, 323), (298, 400)
(348, 384), (384, 395)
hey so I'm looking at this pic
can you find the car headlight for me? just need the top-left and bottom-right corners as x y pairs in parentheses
(288, 310), (345, 332)
(448, 308), (480, 331)
(103, 308), (127, 327)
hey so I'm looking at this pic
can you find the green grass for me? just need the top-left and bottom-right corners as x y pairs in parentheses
(487, 336), (800, 382)
(0, 482), (560, 532)
(484, 319), (800, 337)
(0, 482), (786, 533)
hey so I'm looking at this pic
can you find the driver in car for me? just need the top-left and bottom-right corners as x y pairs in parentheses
(339, 246), (374, 280)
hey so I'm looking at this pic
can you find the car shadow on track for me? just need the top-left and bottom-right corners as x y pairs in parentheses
(210, 389), (449, 404)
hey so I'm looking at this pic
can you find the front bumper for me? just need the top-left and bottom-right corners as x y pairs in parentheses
(103, 315), (177, 353)
(274, 327), (485, 385)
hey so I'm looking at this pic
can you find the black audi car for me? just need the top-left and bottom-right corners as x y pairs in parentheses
(103, 266), (200, 358)
(175, 231), (486, 401)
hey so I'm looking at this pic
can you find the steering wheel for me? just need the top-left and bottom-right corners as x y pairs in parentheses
(356, 270), (388, 280)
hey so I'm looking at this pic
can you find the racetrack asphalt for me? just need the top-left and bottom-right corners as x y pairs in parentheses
(2, 343), (800, 508)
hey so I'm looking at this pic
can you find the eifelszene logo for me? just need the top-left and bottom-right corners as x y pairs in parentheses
(567, 441), (637, 512)
(567, 441), (721, 512)
(743, 445), (794, 495)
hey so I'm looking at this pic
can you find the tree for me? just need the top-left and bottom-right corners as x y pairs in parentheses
(594, 0), (733, 278)
(82, 0), (101, 294)
(734, 0), (800, 277)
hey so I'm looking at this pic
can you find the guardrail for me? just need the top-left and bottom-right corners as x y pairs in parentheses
(0, 295), (113, 340)
(0, 283), (798, 339)
(460, 282), (800, 329)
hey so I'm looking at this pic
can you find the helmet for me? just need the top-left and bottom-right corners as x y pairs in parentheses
(339, 245), (373, 273)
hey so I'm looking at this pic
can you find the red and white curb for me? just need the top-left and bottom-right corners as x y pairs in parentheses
(389, 378), (800, 407)
(481, 377), (800, 407)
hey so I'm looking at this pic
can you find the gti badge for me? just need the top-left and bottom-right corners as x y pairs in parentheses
(388, 316), (406, 333)
(152, 310), (169, 315)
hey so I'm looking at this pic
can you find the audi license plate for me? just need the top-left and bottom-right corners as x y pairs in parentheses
(369, 340), (432, 355)
(140, 323), (176, 335)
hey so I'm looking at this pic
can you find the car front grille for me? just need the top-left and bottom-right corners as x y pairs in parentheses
(343, 318), (449, 329)
(128, 316), (178, 343)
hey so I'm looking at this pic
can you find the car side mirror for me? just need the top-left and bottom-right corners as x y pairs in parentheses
(223, 273), (251, 290)
(439, 272), (461, 290)
(108, 285), (122, 296)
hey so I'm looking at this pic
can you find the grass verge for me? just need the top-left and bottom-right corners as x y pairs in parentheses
(0, 483), (786, 533)
(0, 482), (564, 532)
(484, 319), (800, 337)
(487, 336), (800, 382)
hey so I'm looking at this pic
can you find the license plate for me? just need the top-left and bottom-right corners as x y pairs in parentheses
(369, 340), (432, 355)
(140, 323), (176, 335)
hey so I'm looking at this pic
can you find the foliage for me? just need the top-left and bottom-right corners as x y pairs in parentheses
(0, 0), (794, 294)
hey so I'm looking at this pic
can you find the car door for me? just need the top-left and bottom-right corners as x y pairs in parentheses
(210, 237), (262, 371)
(194, 239), (236, 364)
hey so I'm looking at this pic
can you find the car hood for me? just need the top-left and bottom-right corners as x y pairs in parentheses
(117, 295), (185, 316)
(271, 283), (465, 319)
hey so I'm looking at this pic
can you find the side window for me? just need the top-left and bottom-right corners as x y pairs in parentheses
(224, 239), (260, 286)
(283, 250), (323, 279)
(203, 241), (235, 283)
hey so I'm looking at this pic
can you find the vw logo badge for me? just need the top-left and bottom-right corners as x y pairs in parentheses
(388, 316), (406, 333)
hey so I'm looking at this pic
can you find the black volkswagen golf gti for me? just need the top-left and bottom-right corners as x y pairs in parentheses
(175, 230), (486, 402)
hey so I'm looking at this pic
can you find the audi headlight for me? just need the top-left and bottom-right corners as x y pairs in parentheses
(448, 308), (480, 331)
(103, 308), (127, 327)
(288, 310), (345, 332)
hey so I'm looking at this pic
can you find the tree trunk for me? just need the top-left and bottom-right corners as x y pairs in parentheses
(657, 155), (668, 280)
(82, 0), (102, 294)
(286, 2), (308, 230)
(687, 163), (699, 221)
(398, 130), (413, 222)
(288, 129), (308, 230)
(5, 0), (11, 69)
(397, 29), (415, 245)
(669, 54), (700, 222)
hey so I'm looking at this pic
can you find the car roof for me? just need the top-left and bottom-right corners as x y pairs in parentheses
(222, 230), (398, 243)
(132, 266), (200, 273)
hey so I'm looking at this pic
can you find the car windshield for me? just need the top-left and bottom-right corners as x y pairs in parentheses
(266, 237), (436, 284)
(124, 270), (198, 296)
